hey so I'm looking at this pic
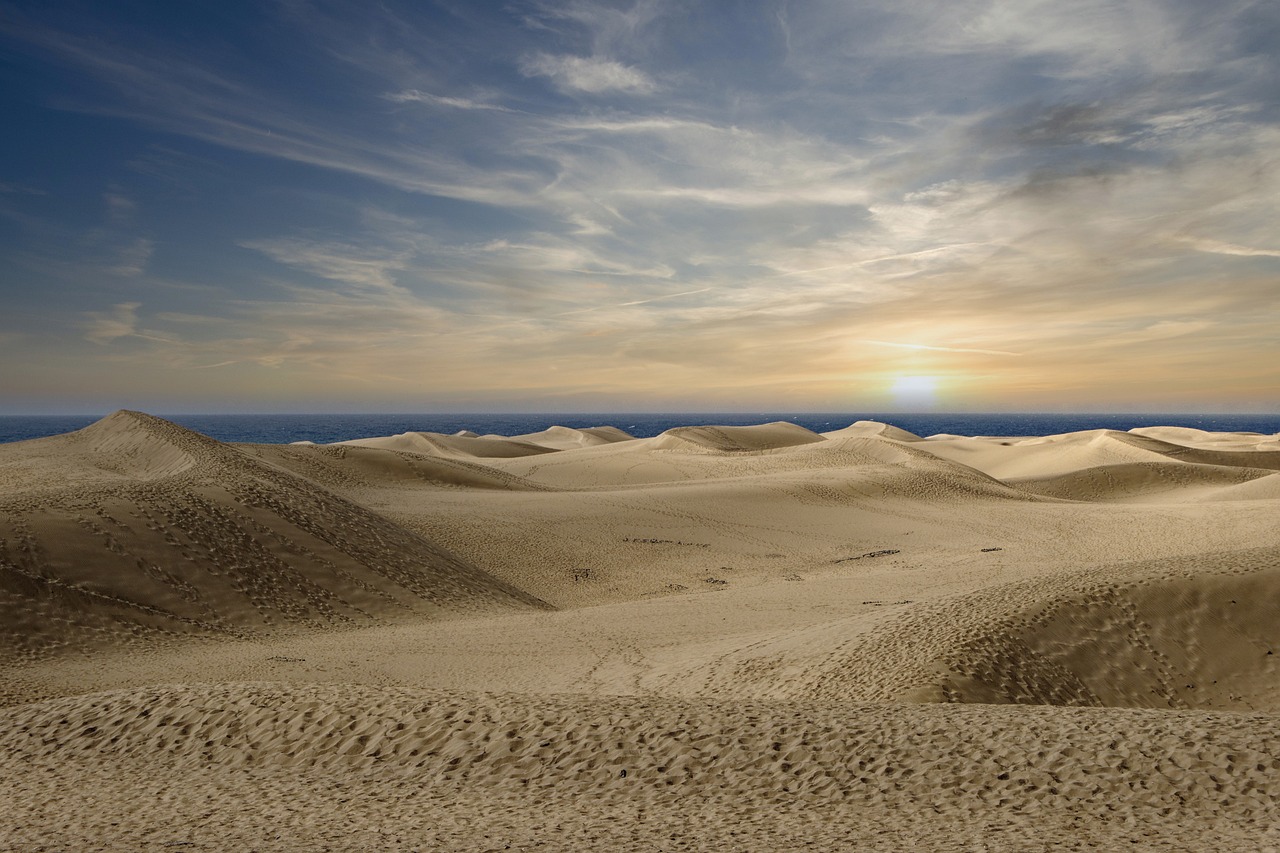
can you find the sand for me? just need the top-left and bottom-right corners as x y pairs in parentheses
(3, 412), (1280, 850)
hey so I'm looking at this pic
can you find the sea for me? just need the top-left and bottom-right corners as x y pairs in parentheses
(1, 412), (1278, 445)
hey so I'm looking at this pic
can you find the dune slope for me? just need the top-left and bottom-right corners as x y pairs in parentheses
(337, 430), (556, 458)
(0, 412), (547, 662)
(1008, 460), (1274, 502)
(883, 547), (1280, 710)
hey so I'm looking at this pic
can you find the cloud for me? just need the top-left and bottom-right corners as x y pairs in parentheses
(554, 115), (718, 134)
(953, 0), (1257, 81)
(110, 237), (154, 277)
(84, 302), (141, 344)
(104, 192), (136, 224)
(5, 1), (1279, 411)
(240, 238), (409, 290)
(520, 53), (657, 94)
(521, 0), (669, 56)
(383, 89), (513, 111)
(2, 17), (551, 210)
(556, 286), (711, 316)
(0, 182), (47, 196)
(83, 301), (179, 346)
(861, 340), (1022, 357)
(1181, 237), (1280, 258)
(474, 238), (675, 279)
(1112, 320), (1215, 346)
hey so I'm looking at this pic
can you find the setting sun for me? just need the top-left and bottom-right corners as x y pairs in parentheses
(889, 375), (940, 409)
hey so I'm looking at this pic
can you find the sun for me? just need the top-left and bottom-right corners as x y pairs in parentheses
(889, 375), (939, 409)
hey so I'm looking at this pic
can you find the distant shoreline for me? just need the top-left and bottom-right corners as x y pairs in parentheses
(3, 411), (1279, 445)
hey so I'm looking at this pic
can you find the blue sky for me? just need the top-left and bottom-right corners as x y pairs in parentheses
(1, 0), (1278, 414)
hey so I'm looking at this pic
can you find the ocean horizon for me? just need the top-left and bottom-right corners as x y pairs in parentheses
(2, 411), (1278, 446)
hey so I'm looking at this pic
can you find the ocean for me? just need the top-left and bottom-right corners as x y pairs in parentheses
(1, 412), (1278, 445)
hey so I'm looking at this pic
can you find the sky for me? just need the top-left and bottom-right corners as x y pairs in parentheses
(1, 0), (1278, 414)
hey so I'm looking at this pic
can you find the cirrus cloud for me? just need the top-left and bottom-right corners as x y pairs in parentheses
(520, 53), (657, 94)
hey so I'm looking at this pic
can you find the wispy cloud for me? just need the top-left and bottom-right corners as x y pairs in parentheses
(240, 238), (410, 291)
(520, 53), (657, 94)
(103, 192), (136, 224)
(1109, 320), (1215, 346)
(556, 286), (711, 316)
(861, 341), (1023, 357)
(383, 89), (514, 112)
(0, 182), (47, 196)
(84, 302), (142, 344)
(1181, 237), (1280, 258)
(109, 237), (154, 277)
(83, 302), (176, 345)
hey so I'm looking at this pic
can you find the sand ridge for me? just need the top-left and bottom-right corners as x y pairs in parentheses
(240, 441), (551, 492)
(915, 426), (1280, 481)
(502, 424), (636, 450)
(1007, 461), (1275, 503)
(2, 413), (1279, 850)
(336, 430), (558, 458)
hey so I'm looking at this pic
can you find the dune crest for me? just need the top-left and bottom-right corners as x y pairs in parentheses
(651, 421), (825, 453)
(338, 430), (555, 459)
(240, 442), (548, 492)
(506, 424), (636, 450)
(908, 424), (1280, 481)
(1008, 461), (1274, 503)
(823, 419), (924, 442)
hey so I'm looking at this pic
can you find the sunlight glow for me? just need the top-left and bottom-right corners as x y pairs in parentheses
(889, 375), (940, 409)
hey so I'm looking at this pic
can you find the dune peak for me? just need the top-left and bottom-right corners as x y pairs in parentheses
(652, 421), (825, 453)
(823, 421), (923, 442)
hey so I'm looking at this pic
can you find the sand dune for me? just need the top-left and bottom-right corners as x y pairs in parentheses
(488, 428), (1001, 492)
(843, 546), (1280, 710)
(910, 426), (1280, 480)
(241, 442), (548, 492)
(0, 412), (546, 664)
(823, 418), (925, 442)
(504, 424), (636, 450)
(911, 429), (1186, 480)
(1131, 425), (1279, 449)
(3, 413), (1280, 850)
(651, 420), (826, 452)
(1111, 429), (1280, 471)
(338, 430), (556, 458)
(1202, 471), (1280, 502)
(1008, 460), (1273, 503)
(920, 548), (1280, 710)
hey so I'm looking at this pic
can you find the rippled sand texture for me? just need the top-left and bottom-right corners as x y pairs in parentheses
(3, 412), (1280, 850)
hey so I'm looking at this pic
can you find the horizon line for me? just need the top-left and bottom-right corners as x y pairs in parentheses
(3, 409), (1278, 418)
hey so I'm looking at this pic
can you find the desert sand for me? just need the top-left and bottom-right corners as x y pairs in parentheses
(3, 411), (1280, 850)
